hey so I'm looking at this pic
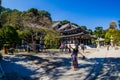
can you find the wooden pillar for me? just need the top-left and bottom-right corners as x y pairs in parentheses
(88, 39), (92, 45)
(4, 46), (8, 54)
(83, 39), (85, 44)
(84, 39), (86, 45)
(87, 39), (89, 45)
(87, 39), (90, 45)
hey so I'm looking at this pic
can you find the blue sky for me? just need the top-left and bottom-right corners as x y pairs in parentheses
(2, 0), (120, 30)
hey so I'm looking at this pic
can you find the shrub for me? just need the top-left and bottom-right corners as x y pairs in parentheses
(0, 53), (3, 59)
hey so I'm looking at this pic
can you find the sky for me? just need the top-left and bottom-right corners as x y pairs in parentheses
(2, 0), (120, 30)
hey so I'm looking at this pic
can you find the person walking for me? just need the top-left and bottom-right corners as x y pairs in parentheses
(69, 45), (85, 71)
(81, 44), (85, 53)
(27, 44), (30, 52)
(60, 43), (64, 52)
(107, 45), (109, 51)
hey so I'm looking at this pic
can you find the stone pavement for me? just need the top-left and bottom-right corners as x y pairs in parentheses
(0, 47), (120, 80)
(85, 47), (120, 80)
(95, 47), (120, 80)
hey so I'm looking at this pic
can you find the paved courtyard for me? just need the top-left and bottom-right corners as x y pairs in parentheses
(0, 46), (120, 80)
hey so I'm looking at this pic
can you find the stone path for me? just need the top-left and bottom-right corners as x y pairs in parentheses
(85, 47), (120, 80)
(96, 48), (120, 80)
(0, 47), (120, 80)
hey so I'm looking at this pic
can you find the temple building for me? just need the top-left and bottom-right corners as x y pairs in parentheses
(60, 27), (92, 45)
(52, 22), (93, 47)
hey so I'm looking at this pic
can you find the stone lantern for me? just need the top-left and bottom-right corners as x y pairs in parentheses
(96, 37), (105, 48)
(96, 37), (100, 48)
(110, 36), (113, 47)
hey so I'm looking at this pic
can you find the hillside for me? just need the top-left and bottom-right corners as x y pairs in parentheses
(1, 7), (52, 29)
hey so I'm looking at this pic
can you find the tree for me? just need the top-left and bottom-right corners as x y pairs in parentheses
(105, 29), (120, 45)
(21, 27), (32, 43)
(81, 26), (87, 30)
(0, 9), (22, 28)
(44, 28), (60, 48)
(93, 26), (105, 38)
(0, 0), (1, 13)
(39, 10), (51, 19)
(0, 28), (3, 49)
(0, 7), (52, 28)
(10, 10), (22, 29)
(71, 23), (78, 26)
(0, 0), (2, 49)
(28, 8), (39, 16)
(2, 26), (20, 47)
(0, 7), (66, 48)
(22, 8), (52, 28)
(109, 21), (117, 29)
(0, 0), (2, 28)
(0, 11), (8, 26)
(1, 6), (12, 13)
(61, 20), (70, 25)
(87, 29), (93, 34)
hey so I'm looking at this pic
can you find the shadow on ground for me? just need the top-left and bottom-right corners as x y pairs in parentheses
(0, 54), (72, 80)
(1, 54), (120, 80)
(85, 57), (120, 80)
(0, 59), (38, 80)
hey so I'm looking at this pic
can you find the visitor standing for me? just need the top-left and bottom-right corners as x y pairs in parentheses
(27, 44), (30, 52)
(60, 43), (64, 52)
(107, 45), (110, 51)
(81, 44), (85, 53)
(69, 45), (85, 71)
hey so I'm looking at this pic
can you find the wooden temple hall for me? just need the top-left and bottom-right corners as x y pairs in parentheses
(52, 22), (93, 47)
(60, 27), (92, 45)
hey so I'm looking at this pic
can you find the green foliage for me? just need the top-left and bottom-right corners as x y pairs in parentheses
(105, 29), (114, 39)
(28, 8), (39, 16)
(20, 27), (33, 43)
(0, 11), (9, 26)
(39, 10), (51, 18)
(1, 26), (20, 47)
(87, 29), (93, 34)
(1, 6), (12, 13)
(0, 53), (3, 59)
(16, 30), (23, 39)
(44, 28), (60, 48)
(105, 29), (112, 43)
(0, 29), (3, 49)
(22, 27), (32, 36)
(27, 8), (51, 19)
(113, 30), (120, 45)
(93, 26), (105, 38)
(81, 26), (93, 34)
(0, 10), (23, 30)
(105, 29), (120, 45)
(21, 8), (52, 28)
(10, 10), (22, 29)
(71, 23), (78, 26)
(0, 7), (52, 29)
(81, 26), (87, 30)
(61, 20), (70, 25)
(19, 27), (33, 43)
(109, 21), (117, 29)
